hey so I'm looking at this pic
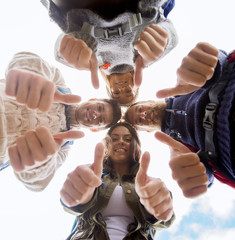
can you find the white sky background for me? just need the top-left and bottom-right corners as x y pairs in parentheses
(0, 1), (235, 239)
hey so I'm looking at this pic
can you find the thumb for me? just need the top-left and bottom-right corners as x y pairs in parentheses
(154, 131), (189, 153)
(90, 53), (99, 89)
(136, 151), (150, 187)
(54, 89), (81, 104)
(156, 87), (179, 98)
(53, 130), (84, 146)
(134, 56), (144, 87)
(92, 142), (104, 177)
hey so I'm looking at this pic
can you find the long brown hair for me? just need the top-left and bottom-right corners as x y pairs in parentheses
(103, 122), (141, 163)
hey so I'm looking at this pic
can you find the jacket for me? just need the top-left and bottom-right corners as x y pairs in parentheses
(0, 52), (79, 191)
(62, 160), (175, 240)
(161, 50), (235, 187)
(42, 0), (178, 75)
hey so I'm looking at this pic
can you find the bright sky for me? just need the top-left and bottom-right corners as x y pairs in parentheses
(0, 1), (235, 240)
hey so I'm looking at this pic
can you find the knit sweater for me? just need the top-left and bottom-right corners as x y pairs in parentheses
(42, 0), (178, 75)
(1, 52), (79, 191)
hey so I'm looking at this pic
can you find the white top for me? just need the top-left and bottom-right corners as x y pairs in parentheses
(101, 183), (135, 240)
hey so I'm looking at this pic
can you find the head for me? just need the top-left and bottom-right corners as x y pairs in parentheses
(103, 122), (141, 166)
(124, 100), (167, 131)
(100, 70), (139, 106)
(76, 98), (121, 130)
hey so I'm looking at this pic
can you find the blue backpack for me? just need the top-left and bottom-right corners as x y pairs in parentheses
(163, 0), (175, 18)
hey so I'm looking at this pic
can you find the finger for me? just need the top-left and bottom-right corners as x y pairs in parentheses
(35, 126), (57, 155)
(16, 136), (34, 168)
(53, 130), (85, 146)
(136, 151), (150, 186)
(25, 130), (47, 162)
(5, 69), (19, 96)
(92, 142), (104, 177)
(59, 35), (75, 60)
(76, 47), (92, 70)
(36, 82), (55, 112)
(178, 174), (208, 197)
(134, 40), (157, 64)
(14, 75), (30, 104)
(155, 202), (173, 221)
(54, 90), (81, 105)
(8, 145), (24, 172)
(195, 42), (219, 60)
(60, 189), (79, 207)
(156, 84), (199, 98)
(154, 131), (190, 153)
(171, 160), (206, 179)
(179, 56), (215, 85)
(183, 184), (208, 198)
(25, 76), (44, 109)
(75, 165), (101, 187)
(62, 178), (83, 203)
(148, 24), (169, 41)
(90, 53), (99, 89)
(53, 130), (85, 140)
(134, 56), (144, 87)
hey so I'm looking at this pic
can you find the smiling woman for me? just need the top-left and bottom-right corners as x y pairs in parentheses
(60, 122), (175, 240)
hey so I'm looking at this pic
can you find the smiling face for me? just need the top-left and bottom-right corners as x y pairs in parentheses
(109, 126), (132, 164)
(125, 100), (167, 131)
(76, 100), (114, 129)
(109, 72), (136, 104)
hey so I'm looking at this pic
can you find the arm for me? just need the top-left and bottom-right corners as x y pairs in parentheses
(9, 127), (84, 191)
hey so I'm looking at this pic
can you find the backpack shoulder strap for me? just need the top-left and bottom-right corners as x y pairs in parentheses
(203, 50), (235, 162)
(162, 0), (175, 18)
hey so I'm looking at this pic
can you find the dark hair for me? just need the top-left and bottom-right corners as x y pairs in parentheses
(98, 98), (122, 130)
(103, 122), (141, 163)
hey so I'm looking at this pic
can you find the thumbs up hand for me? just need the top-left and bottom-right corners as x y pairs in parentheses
(8, 126), (84, 172)
(155, 131), (208, 198)
(5, 69), (81, 112)
(156, 42), (219, 98)
(135, 152), (173, 221)
(59, 35), (100, 89)
(60, 143), (104, 207)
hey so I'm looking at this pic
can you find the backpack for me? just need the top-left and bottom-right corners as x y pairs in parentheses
(162, 0), (175, 18)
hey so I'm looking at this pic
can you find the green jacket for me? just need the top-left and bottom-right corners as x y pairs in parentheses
(63, 161), (175, 240)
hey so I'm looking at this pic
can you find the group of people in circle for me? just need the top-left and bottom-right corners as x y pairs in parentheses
(1, 0), (234, 239)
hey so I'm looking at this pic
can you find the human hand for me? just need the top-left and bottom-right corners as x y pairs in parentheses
(134, 24), (168, 87)
(135, 151), (173, 221)
(60, 142), (104, 207)
(5, 69), (81, 112)
(8, 126), (84, 172)
(59, 35), (99, 89)
(156, 42), (219, 98)
(155, 131), (208, 198)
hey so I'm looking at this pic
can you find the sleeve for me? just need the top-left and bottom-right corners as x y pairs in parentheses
(5, 51), (68, 89)
(14, 144), (71, 192)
